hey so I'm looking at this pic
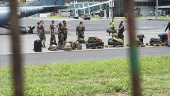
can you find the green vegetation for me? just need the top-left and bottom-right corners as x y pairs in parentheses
(136, 17), (170, 20)
(50, 15), (70, 18)
(157, 17), (170, 20)
(0, 55), (170, 95)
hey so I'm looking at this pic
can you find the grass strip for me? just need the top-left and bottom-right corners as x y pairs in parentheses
(0, 55), (170, 95)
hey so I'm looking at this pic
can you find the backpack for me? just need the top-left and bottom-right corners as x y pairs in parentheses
(77, 38), (85, 44)
(49, 44), (58, 51)
(72, 41), (81, 50)
(62, 41), (73, 51)
(88, 35), (98, 43)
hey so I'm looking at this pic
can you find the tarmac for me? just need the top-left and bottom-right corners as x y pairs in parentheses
(0, 17), (169, 65)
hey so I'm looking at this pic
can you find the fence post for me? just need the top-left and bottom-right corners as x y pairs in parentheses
(9, 0), (23, 95)
(125, 0), (141, 96)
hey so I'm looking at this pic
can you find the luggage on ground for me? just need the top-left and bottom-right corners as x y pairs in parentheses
(112, 33), (118, 38)
(158, 33), (168, 43)
(150, 38), (162, 44)
(137, 34), (145, 38)
(106, 28), (117, 34)
(49, 44), (58, 51)
(33, 40), (42, 52)
(135, 39), (143, 45)
(108, 38), (123, 45)
(137, 34), (145, 44)
(77, 38), (85, 44)
(87, 35), (104, 47)
(62, 41), (73, 51)
(73, 41), (81, 50)
(88, 35), (98, 42)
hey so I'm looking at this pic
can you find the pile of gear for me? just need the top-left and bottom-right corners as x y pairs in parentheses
(62, 41), (81, 51)
(158, 33), (169, 45)
(108, 33), (124, 45)
(86, 35), (104, 47)
(136, 34), (145, 45)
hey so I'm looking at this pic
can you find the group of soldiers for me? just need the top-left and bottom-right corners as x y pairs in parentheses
(36, 18), (124, 48)
(37, 20), (85, 48)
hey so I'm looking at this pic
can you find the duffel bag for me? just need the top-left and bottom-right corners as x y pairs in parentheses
(106, 29), (117, 33)
(150, 38), (162, 44)
(108, 38), (123, 45)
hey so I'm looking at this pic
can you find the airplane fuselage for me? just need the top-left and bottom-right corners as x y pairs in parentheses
(0, 6), (55, 25)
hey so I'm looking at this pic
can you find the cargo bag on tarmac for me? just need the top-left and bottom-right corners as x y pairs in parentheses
(106, 29), (117, 34)
(108, 38), (123, 45)
(150, 38), (162, 44)
(86, 35), (104, 47)
(77, 38), (85, 44)
(72, 41), (81, 50)
(135, 39), (143, 45)
(49, 45), (58, 51)
(62, 41), (73, 51)
(33, 40), (42, 52)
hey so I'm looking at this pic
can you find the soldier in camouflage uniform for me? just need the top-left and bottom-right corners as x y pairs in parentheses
(76, 21), (85, 43)
(117, 21), (125, 40)
(58, 23), (65, 46)
(39, 20), (46, 48)
(63, 20), (68, 41)
(49, 20), (58, 46)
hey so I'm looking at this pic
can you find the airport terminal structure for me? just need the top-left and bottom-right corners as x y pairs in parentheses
(59, 0), (170, 18)
(0, 0), (170, 18)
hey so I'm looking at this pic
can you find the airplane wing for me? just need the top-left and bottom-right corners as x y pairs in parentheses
(42, 5), (69, 9)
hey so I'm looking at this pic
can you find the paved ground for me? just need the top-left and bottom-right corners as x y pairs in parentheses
(0, 17), (169, 65)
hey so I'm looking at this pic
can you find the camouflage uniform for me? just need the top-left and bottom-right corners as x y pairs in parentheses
(76, 24), (85, 43)
(38, 23), (46, 47)
(63, 24), (67, 41)
(50, 24), (56, 46)
(118, 24), (125, 40)
(58, 26), (65, 46)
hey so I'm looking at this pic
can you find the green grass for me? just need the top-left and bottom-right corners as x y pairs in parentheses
(90, 17), (103, 19)
(0, 56), (170, 95)
(157, 17), (170, 20)
(50, 15), (69, 18)
(136, 17), (170, 20)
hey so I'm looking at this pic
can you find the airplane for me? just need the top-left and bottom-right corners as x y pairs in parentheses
(0, 0), (68, 33)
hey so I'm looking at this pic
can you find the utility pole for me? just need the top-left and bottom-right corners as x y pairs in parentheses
(156, 0), (158, 18)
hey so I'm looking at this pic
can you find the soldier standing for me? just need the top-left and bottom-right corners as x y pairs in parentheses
(58, 23), (65, 46)
(39, 20), (46, 48)
(116, 21), (125, 40)
(63, 20), (68, 41)
(37, 21), (40, 34)
(76, 21), (85, 43)
(49, 20), (58, 46)
(165, 20), (170, 46)
(110, 18), (115, 35)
